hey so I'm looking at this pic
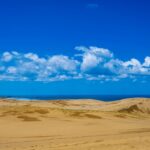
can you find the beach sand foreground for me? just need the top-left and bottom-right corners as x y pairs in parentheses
(0, 98), (150, 150)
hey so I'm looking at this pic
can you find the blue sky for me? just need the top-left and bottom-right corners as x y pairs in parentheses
(0, 0), (150, 95)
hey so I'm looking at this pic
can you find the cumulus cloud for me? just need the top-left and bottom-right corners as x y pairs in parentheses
(123, 58), (150, 75)
(1, 52), (13, 62)
(75, 46), (113, 73)
(0, 46), (149, 82)
(143, 56), (150, 67)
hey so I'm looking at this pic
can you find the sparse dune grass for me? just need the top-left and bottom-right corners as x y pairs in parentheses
(69, 110), (102, 119)
(3, 110), (18, 115)
(114, 113), (127, 118)
(70, 111), (84, 117)
(84, 114), (102, 119)
(17, 115), (40, 121)
(34, 109), (49, 114)
(118, 104), (143, 113)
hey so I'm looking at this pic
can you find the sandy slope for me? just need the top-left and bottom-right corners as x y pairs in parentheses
(0, 98), (150, 150)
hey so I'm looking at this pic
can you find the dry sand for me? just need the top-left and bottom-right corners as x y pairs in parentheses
(0, 98), (150, 150)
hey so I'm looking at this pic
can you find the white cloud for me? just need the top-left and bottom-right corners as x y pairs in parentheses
(104, 59), (124, 74)
(143, 56), (150, 67)
(7, 66), (17, 74)
(1, 52), (13, 62)
(75, 46), (113, 58)
(123, 58), (150, 75)
(48, 55), (79, 73)
(76, 46), (114, 73)
(0, 46), (150, 82)
(123, 58), (141, 67)
(12, 51), (19, 56)
(24, 53), (39, 61)
(81, 53), (101, 71)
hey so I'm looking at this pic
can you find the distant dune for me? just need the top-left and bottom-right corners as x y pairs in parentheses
(0, 98), (150, 150)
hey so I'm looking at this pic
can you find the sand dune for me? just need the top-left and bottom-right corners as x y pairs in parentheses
(0, 98), (150, 150)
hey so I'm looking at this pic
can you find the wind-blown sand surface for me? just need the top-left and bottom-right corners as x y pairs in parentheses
(0, 98), (150, 150)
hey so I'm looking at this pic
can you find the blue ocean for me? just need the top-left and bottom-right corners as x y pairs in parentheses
(1, 95), (150, 101)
